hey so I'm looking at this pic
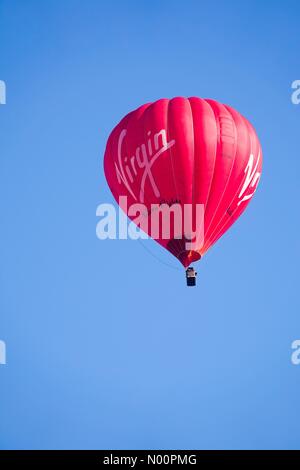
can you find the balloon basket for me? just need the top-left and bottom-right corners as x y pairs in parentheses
(186, 267), (197, 287)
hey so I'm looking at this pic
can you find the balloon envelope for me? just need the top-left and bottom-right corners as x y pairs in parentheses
(104, 97), (262, 267)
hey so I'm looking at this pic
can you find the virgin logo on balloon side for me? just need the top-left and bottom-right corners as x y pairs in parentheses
(238, 152), (261, 206)
(114, 128), (175, 203)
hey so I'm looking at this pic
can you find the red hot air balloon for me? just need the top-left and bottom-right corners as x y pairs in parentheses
(103, 97), (262, 286)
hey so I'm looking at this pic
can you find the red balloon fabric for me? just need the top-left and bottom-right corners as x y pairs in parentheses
(104, 97), (262, 267)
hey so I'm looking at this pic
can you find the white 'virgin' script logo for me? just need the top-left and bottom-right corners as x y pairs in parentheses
(238, 152), (261, 205)
(114, 129), (175, 203)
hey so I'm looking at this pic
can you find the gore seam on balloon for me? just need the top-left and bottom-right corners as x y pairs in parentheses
(203, 104), (239, 239)
(167, 98), (182, 259)
(202, 99), (219, 239)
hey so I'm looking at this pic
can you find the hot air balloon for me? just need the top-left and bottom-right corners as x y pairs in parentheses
(103, 97), (262, 286)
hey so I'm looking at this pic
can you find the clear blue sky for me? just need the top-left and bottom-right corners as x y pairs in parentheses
(0, 0), (300, 450)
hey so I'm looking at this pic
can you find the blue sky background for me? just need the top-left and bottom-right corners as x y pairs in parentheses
(0, 0), (300, 450)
